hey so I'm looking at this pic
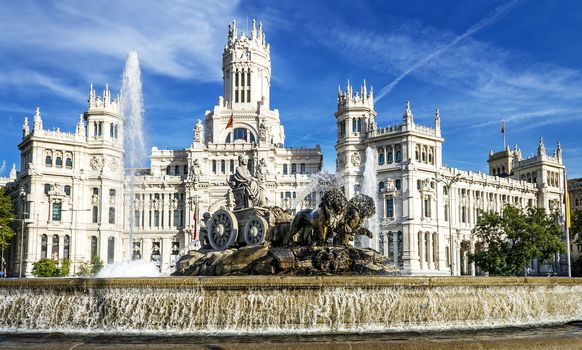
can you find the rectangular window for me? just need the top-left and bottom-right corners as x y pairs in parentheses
(183, 165), (188, 175)
(52, 201), (62, 221)
(283, 164), (288, 175)
(378, 152), (385, 165)
(173, 210), (180, 227)
(300, 163), (306, 174)
(175, 165), (180, 175)
(462, 206), (467, 223)
(92, 206), (99, 223)
(423, 196), (431, 218)
(444, 204), (449, 221)
(212, 160), (217, 174)
(154, 211), (160, 227)
(386, 197), (394, 218)
(107, 237), (115, 264)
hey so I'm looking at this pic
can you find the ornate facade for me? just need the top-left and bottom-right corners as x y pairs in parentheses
(3, 20), (322, 276)
(335, 81), (566, 275)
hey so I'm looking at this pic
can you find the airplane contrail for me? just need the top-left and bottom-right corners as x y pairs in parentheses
(375, 0), (522, 102)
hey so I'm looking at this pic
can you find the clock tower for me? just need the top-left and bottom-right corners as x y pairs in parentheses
(223, 19), (271, 110)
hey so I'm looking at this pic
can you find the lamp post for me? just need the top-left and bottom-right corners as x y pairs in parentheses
(435, 172), (461, 276)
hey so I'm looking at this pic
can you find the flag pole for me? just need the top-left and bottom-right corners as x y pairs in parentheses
(564, 170), (571, 277)
(502, 119), (506, 149)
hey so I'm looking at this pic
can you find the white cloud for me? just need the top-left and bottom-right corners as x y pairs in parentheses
(0, 1), (240, 82)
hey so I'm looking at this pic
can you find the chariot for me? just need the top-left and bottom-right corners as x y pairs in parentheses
(204, 206), (292, 250)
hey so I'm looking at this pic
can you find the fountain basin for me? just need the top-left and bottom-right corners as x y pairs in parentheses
(0, 276), (580, 335)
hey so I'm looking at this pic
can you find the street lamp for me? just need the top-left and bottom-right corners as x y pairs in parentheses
(435, 172), (461, 276)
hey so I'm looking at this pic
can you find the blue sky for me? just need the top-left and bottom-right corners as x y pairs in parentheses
(1, 0), (581, 177)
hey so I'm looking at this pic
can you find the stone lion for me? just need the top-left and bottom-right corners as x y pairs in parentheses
(282, 188), (348, 246)
(333, 193), (376, 246)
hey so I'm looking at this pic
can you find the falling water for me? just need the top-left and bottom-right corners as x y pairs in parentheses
(121, 51), (146, 264)
(292, 170), (343, 210)
(360, 147), (379, 250)
(0, 277), (580, 334)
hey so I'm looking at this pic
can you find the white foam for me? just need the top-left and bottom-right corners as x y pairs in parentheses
(95, 260), (160, 278)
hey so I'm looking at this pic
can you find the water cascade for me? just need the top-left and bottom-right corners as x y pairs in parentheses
(360, 147), (379, 249)
(0, 277), (580, 335)
(121, 51), (146, 264)
(291, 170), (343, 210)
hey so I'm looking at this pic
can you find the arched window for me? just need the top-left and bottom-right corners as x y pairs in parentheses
(212, 160), (217, 173)
(64, 185), (71, 196)
(221, 160), (226, 174)
(234, 128), (247, 141)
(395, 179), (401, 190)
(55, 157), (63, 167)
(283, 164), (288, 175)
(415, 145), (420, 161)
(65, 157), (73, 168)
(107, 237), (115, 264)
(41, 234), (48, 259)
(64, 235), (70, 259)
(90, 236), (98, 258)
(300, 163), (306, 174)
(52, 235), (60, 259)
(230, 159), (235, 173)
(378, 149), (385, 165)
(166, 165), (171, 175)
(45, 155), (52, 167)
(225, 133), (231, 143)
(421, 147), (427, 163)
(501, 166), (505, 174)
(352, 119), (357, 132)
(428, 149), (434, 164)
(291, 163), (297, 174)
(378, 181), (385, 192)
(109, 207), (115, 224)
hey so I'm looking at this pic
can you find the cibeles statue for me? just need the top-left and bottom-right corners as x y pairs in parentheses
(228, 154), (266, 209)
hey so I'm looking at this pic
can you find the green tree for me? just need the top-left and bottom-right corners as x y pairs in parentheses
(470, 205), (565, 276)
(32, 258), (72, 277)
(90, 255), (104, 275)
(571, 210), (582, 244)
(32, 258), (59, 277)
(0, 188), (16, 257)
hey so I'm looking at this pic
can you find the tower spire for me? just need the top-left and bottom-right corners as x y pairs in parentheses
(537, 137), (546, 155)
(434, 107), (440, 131)
(22, 116), (30, 137)
(32, 107), (43, 133)
(403, 101), (413, 124)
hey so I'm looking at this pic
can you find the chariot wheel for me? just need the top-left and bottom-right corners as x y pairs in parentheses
(207, 209), (238, 250)
(243, 215), (268, 246)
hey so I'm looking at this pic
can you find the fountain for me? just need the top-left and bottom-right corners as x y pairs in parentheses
(94, 51), (159, 277)
(121, 50), (146, 263)
(360, 147), (380, 250)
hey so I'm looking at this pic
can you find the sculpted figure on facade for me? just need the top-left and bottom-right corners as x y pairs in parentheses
(228, 154), (266, 208)
(188, 159), (202, 183)
(256, 158), (269, 182)
(259, 120), (268, 143)
(194, 119), (204, 144)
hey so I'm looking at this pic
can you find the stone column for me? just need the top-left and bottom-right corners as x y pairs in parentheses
(427, 232), (432, 270)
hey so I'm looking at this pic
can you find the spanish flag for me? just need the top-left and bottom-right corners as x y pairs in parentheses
(225, 113), (234, 129)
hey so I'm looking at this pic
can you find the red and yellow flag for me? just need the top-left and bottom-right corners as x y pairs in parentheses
(225, 114), (234, 129)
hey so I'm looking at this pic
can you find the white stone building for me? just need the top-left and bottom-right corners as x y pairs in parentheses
(1, 19), (569, 277)
(3, 20), (322, 276)
(335, 81), (566, 275)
